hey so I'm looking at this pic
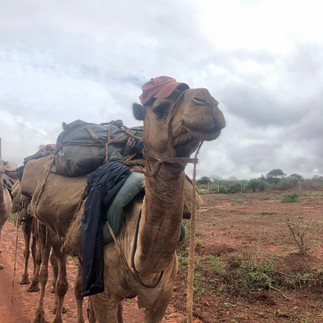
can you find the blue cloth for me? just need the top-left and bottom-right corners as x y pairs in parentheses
(102, 171), (145, 244)
(81, 162), (130, 297)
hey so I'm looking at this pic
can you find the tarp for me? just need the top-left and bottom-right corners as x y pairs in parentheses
(51, 120), (143, 177)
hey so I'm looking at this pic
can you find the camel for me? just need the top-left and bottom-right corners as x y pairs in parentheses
(30, 78), (225, 322)
(13, 156), (67, 298)
(12, 181), (45, 291)
(0, 159), (14, 270)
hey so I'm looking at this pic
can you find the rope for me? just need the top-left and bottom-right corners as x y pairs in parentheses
(10, 221), (20, 321)
(186, 141), (203, 323)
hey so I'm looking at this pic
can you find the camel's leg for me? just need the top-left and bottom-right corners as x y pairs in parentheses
(50, 252), (58, 293)
(20, 215), (32, 285)
(50, 252), (67, 315)
(28, 231), (41, 292)
(90, 292), (121, 323)
(117, 303), (123, 323)
(74, 263), (84, 323)
(33, 224), (51, 323)
(144, 259), (177, 323)
(143, 286), (173, 323)
(87, 299), (96, 323)
(31, 233), (37, 274)
(51, 234), (68, 323)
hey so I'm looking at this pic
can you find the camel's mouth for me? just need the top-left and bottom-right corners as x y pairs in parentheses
(173, 123), (222, 157)
(174, 137), (200, 157)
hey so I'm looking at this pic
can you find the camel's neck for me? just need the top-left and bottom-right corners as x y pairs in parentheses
(135, 159), (185, 274)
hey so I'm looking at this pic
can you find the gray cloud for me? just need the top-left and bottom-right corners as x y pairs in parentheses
(0, 0), (322, 180)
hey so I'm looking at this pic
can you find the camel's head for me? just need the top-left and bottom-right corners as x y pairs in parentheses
(133, 76), (225, 159)
(0, 159), (7, 173)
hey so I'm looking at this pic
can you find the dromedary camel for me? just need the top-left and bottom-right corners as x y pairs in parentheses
(12, 180), (45, 290)
(30, 77), (225, 323)
(13, 154), (66, 298)
(0, 159), (14, 270)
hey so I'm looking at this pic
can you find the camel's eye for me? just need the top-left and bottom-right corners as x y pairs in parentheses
(153, 102), (170, 119)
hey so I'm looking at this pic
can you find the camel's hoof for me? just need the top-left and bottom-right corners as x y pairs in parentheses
(20, 276), (30, 285)
(51, 287), (55, 294)
(52, 306), (67, 314)
(53, 319), (63, 323)
(33, 308), (48, 323)
(27, 284), (40, 292)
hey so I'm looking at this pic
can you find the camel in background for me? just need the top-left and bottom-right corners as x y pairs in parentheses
(30, 80), (225, 323)
(0, 159), (15, 269)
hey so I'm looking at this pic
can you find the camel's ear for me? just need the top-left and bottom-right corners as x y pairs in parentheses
(132, 103), (146, 121)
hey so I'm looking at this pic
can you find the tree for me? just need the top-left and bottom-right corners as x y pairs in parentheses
(289, 174), (304, 181)
(197, 176), (211, 185)
(267, 169), (285, 183)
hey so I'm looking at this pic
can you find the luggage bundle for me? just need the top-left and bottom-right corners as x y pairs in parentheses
(51, 120), (144, 177)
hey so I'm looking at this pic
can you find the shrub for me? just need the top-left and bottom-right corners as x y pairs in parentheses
(237, 257), (273, 296)
(281, 192), (299, 203)
(285, 216), (315, 255)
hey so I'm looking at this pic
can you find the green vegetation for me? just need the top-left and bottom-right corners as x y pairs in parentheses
(282, 192), (299, 203)
(176, 244), (322, 298)
(196, 170), (323, 194)
(285, 216), (316, 255)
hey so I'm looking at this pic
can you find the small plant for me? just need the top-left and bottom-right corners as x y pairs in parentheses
(193, 272), (206, 295)
(261, 211), (277, 215)
(281, 192), (299, 203)
(285, 216), (314, 255)
(237, 257), (273, 296)
(208, 256), (227, 278)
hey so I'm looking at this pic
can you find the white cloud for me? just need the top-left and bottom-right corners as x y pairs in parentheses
(0, 0), (322, 179)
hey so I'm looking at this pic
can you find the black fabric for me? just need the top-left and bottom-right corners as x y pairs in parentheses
(81, 162), (130, 297)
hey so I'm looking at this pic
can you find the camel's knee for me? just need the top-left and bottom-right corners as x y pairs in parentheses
(56, 274), (68, 298)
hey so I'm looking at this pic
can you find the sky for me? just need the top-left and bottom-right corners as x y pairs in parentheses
(0, 0), (322, 180)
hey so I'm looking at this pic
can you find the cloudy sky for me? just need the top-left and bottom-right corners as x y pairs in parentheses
(1, 0), (322, 179)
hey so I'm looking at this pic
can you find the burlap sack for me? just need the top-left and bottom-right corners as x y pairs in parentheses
(21, 155), (52, 198)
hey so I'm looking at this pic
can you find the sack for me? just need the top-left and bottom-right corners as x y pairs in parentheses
(21, 155), (52, 198)
(17, 144), (56, 180)
(51, 120), (143, 177)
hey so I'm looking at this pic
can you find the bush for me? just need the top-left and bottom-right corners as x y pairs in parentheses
(274, 178), (298, 190)
(281, 192), (299, 203)
(247, 179), (268, 192)
(285, 216), (315, 255)
(227, 182), (241, 193)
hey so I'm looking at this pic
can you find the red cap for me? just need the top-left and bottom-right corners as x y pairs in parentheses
(139, 76), (189, 105)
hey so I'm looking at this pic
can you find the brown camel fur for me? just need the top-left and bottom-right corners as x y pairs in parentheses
(12, 180), (44, 290)
(30, 85), (225, 323)
(15, 156), (72, 310)
(0, 159), (14, 270)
